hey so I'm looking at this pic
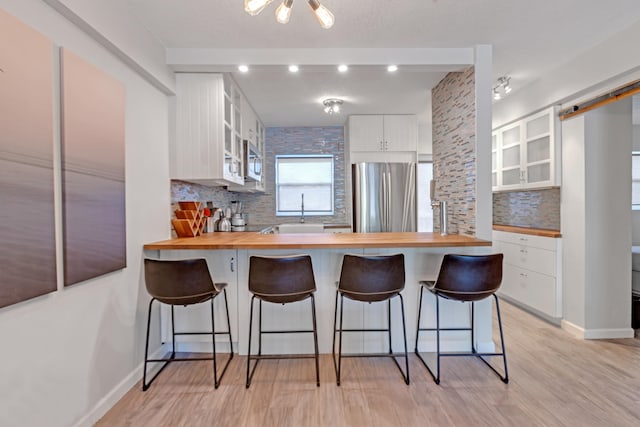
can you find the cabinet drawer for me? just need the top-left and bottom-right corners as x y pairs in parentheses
(493, 230), (557, 251)
(494, 240), (556, 276)
(500, 265), (558, 317)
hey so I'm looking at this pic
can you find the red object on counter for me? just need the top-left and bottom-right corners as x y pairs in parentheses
(203, 208), (211, 217)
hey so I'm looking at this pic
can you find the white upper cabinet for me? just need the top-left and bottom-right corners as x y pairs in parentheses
(172, 73), (244, 186)
(227, 93), (266, 193)
(348, 115), (418, 153)
(493, 106), (560, 191)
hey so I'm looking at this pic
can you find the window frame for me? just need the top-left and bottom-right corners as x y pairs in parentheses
(275, 154), (335, 217)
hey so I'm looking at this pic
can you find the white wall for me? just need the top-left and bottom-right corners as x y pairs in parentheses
(0, 1), (171, 426)
(561, 100), (633, 337)
(560, 117), (587, 329)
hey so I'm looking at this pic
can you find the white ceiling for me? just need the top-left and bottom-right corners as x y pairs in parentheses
(126, 0), (640, 127)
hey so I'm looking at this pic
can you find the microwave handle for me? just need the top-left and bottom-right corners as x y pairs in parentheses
(253, 157), (262, 175)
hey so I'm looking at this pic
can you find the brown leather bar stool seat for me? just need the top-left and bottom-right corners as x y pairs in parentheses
(142, 258), (233, 391)
(415, 253), (508, 384)
(246, 254), (319, 388)
(333, 253), (410, 385)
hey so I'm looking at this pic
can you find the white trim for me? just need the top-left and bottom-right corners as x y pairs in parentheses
(561, 319), (635, 339)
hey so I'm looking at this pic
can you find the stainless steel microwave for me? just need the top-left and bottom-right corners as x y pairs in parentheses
(244, 140), (262, 182)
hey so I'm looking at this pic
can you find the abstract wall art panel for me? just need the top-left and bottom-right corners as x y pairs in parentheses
(0, 9), (57, 309)
(60, 48), (126, 286)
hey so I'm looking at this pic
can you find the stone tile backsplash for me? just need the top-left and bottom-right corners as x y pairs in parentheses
(171, 126), (348, 229)
(432, 67), (477, 236)
(492, 188), (561, 230)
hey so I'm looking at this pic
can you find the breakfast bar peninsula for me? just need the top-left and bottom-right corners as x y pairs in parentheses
(143, 232), (494, 356)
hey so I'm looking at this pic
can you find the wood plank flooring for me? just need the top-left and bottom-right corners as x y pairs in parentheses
(96, 302), (640, 426)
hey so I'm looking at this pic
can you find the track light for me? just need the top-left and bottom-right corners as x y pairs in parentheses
(323, 98), (343, 114)
(493, 76), (512, 101)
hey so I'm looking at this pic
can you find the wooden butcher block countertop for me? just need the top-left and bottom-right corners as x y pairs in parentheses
(143, 232), (492, 250)
(493, 224), (562, 238)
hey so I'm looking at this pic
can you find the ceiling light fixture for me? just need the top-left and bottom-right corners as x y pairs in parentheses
(493, 76), (512, 100)
(323, 98), (343, 114)
(387, 65), (398, 72)
(244, 0), (335, 29)
(238, 65), (249, 73)
(338, 64), (348, 73)
(288, 65), (299, 72)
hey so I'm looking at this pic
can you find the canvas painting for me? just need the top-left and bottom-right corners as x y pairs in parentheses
(60, 48), (126, 286)
(0, 9), (57, 308)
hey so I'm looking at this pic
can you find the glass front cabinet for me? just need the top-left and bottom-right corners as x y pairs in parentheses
(492, 106), (560, 192)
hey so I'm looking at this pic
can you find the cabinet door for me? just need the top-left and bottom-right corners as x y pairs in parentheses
(492, 132), (500, 190)
(349, 115), (384, 151)
(523, 109), (553, 188)
(498, 122), (523, 189)
(174, 73), (225, 181)
(383, 115), (417, 151)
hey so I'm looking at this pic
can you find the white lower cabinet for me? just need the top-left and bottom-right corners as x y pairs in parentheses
(493, 230), (562, 321)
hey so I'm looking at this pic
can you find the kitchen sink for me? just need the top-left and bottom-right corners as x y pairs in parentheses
(277, 223), (325, 233)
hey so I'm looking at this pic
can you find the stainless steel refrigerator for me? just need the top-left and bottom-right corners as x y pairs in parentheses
(352, 162), (416, 232)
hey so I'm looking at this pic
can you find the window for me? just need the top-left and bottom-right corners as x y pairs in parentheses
(276, 155), (334, 216)
(633, 152), (640, 209)
(417, 161), (434, 231)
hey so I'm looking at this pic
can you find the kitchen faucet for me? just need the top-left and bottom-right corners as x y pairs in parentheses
(300, 193), (305, 223)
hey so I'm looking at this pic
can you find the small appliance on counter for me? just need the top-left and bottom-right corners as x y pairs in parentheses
(218, 208), (231, 232)
(230, 201), (246, 231)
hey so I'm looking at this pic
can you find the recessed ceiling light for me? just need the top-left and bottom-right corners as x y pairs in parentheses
(238, 65), (249, 73)
(387, 65), (398, 72)
(338, 64), (348, 73)
(289, 65), (299, 73)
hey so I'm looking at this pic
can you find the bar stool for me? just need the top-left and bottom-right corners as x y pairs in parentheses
(333, 253), (409, 385)
(142, 258), (233, 391)
(246, 254), (319, 388)
(415, 253), (508, 384)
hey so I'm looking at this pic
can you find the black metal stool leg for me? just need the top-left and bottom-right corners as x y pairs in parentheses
(311, 294), (320, 387)
(494, 295), (509, 383)
(398, 294), (410, 385)
(415, 285), (425, 352)
(223, 288), (234, 356)
(387, 299), (393, 355)
(171, 305), (176, 358)
(142, 298), (154, 391)
(471, 301), (476, 353)
(332, 290), (340, 383)
(337, 293), (345, 386)
(246, 295), (256, 388)
(435, 293), (441, 384)
(210, 298), (218, 388)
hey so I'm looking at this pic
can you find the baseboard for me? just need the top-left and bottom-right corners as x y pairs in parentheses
(561, 320), (635, 339)
(72, 344), (170, 427)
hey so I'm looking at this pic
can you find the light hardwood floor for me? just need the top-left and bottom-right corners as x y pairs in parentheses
(96, 302), (640, 426)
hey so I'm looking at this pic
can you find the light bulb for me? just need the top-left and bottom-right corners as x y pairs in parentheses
(493, 89), (501, 100)
(504, 84), (512, 94)
(387, 65), (398, 72)
(289, 65), (299, 73)
(275, 0), (294, 24)
(238, 65), (249, 73)
(245, 0), (273, 16)
(324, 106), (331, 114)
(338, 64), (348, 73)
(332, 104), (340, 113)
(308, 0), (334, 29)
